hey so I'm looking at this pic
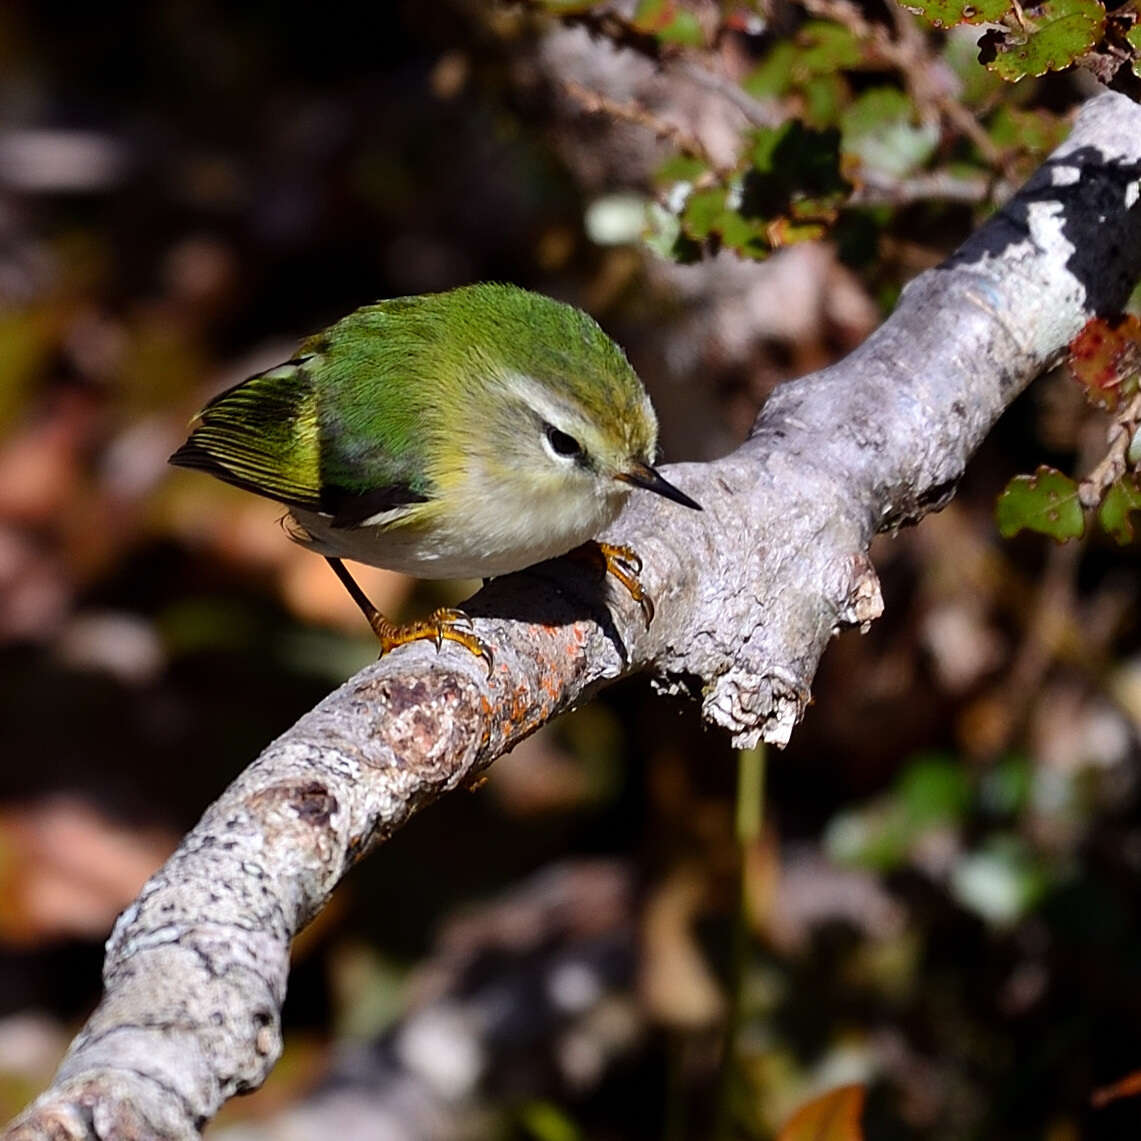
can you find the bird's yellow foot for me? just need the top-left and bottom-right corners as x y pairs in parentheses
(371, 607), (493, 670)
(572, 541), (654, 626)
(324, 557), (492, 670)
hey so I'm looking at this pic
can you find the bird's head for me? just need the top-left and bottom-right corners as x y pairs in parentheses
(441, 286), (701, 532)
(479, 367), (701, 515)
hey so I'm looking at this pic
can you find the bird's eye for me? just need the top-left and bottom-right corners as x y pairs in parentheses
(543, 424), (583, 460)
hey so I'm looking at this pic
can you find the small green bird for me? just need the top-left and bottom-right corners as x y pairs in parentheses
(170, 282), (700, 663)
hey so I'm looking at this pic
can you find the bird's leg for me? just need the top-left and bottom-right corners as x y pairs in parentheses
(569, 541), (654, 626)
(325, 557), (493, 670)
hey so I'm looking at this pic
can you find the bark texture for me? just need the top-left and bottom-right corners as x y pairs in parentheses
(6, 92), (1141, 1141)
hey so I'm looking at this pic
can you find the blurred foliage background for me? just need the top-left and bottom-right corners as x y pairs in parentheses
(3, 0), (1141, 1138)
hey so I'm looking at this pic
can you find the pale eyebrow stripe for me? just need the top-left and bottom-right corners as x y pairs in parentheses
(499, 370), (588, 432)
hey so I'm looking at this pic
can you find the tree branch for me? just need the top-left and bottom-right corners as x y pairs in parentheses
(6, 92), (1141, 1141)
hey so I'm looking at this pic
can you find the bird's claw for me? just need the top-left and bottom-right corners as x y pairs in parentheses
(592, 541), (654, 627)
(374, 607), (493, 672)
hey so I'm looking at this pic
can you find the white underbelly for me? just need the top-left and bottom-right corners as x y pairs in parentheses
(289, 491), (626, 579)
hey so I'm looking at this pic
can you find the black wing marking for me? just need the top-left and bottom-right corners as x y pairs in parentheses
(323, 482), (430, 529)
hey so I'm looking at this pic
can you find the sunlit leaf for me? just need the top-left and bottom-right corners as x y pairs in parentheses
(721, 209), (769, 256)
(1098, 475), (1141, 544)
(679, 184), (770, 256)
(777, 1083), (866, 1141)
(1129, 22), (1141, 78)
(1068, 314), (1141, 411)
(996, 466), (1084, 541)
(904, 0), (1011, 28)
(979, 0), (1106, 81)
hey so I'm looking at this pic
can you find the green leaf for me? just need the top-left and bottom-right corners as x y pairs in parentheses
(679, 185), (769, 256)
(518, 1101), (582, 1141)
(718, 209), (769, 256)
(980, 0), (1106, 82)
(840, 87), (939, 179)
(681, 186), (728, 240)
(743, 41), (798, 98)
(904, 0), (1011, 28)
(632, 0), (705, 45)
(987, 106), (1068, 156)
(800, 73), (849, 128)
(657, 8), (703, 44)
(996, 466), (1085, 541)
(795, 21), (864, 73)
(899, 755), (971, 826)
(742, 22), (861, 113)
(1098, 474), (1141, 544)
(943, 26), (1008, 102)
(826, 753), (969, 872)
(653, 153), (707, 187)
(1129, 22), (1141, 78)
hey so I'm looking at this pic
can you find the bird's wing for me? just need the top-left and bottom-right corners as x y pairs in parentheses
(169, 348), (430, 526)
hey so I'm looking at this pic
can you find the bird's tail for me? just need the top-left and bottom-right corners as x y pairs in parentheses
(169, 358), (323, 511)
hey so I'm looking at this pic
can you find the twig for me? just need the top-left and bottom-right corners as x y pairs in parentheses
(561, 78), (733, 176)
(673, 57), (784, 130)
(849, 168), (994, 206)
(1078, 388), (1141, 507)
(514, 0), (783, 129)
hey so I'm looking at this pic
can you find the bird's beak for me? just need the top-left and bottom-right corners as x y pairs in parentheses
(617, 461), (702, 510)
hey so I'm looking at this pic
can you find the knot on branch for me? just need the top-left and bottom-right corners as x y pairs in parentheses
(701, 665), (809, 749)
(836, 552), (884, 633)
